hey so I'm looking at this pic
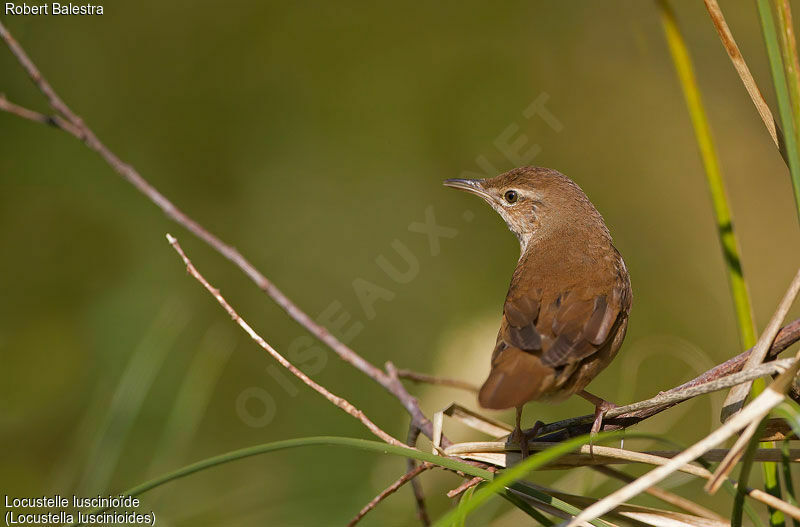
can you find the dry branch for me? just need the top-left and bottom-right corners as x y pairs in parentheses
(537, 357), (795, 439)
(446, 476), (482, 499)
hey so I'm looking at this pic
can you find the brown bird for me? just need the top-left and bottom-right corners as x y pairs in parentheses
(444, 166), (632, 456)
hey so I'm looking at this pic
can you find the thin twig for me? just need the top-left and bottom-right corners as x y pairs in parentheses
(0, 94), (82, 136)
(446, 476), (483, 499)
(347, 463), (434, 527)
(405, 423), (431, 526)
(166, 234), (405, 448)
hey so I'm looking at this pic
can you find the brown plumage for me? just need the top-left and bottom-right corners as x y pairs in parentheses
(444, 167), (632, 454)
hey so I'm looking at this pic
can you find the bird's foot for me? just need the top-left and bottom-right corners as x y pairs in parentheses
(590, 400), (617, 435)
(511, 420), (543, 459)
(589, 400), (617, 456)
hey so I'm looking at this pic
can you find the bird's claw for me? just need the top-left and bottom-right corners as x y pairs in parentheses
(511, 420), (543, 459)
(589, 401), (617, 456)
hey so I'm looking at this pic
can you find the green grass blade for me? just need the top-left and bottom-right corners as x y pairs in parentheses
(72, 435), (599, 527)
(782, 439), (800, 527)
(509, 482), (613, 527)
(500, 490), (554, 526)
(775, 0), (800, 156)
(773, 401), (800, 526)
(764, 0), (800, 223)
(455, 484), (477, 527)
(147, 324), (237, 475)
(78, 300), (189, 494)
(76, 437), (491, 521)
(733, 420), (768, 527)
(774, 400), (800, 437)
(432, 431), (624, 527)
(657, 0), (757, 349)
(660, 2), (784, 521)
(756, 0), (793, 514)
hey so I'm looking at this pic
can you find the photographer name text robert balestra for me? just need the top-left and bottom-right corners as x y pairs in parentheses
(5, 2), (104, 15)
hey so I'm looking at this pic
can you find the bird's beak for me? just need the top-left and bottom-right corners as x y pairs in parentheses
(443, 178), (491, 200)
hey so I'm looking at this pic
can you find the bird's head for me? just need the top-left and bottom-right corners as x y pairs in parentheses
(444, 166), (609, 253)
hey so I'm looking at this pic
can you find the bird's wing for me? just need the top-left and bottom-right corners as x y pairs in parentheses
(478, 277), (628, 409)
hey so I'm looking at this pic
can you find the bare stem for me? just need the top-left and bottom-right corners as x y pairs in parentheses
(405, 423), (432, 526)
(446, 476), (483, 499)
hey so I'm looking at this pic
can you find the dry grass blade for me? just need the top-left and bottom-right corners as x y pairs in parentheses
(536, 484), (728, 527)
(507, 489), (600, 527)
(722, 267), (800, 421)
(566, 352), (800, 526)
(441, 403), (513, 437)
(565, 500), (727, 527)
(703, 0), (780, 148)
(446, 442), (711, 478)
(445, 441), (800, 467)
(517, 482), (725, 527)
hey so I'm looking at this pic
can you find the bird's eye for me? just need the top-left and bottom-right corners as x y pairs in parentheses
(503, 190), (518, 204)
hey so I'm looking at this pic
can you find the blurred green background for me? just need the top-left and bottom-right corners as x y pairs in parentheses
(2, 1), (800, 525)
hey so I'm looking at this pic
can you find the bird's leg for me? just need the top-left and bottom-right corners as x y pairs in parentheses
(578, 390), (617, 454)
(510, 406), (529, 458)
(510, 407), (544, 459)
(578, 390), (617, 433)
